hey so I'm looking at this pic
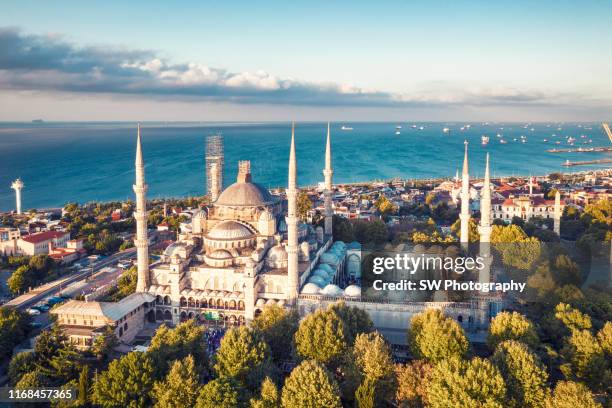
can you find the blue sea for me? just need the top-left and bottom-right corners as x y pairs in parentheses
(0, 122), (610, 212)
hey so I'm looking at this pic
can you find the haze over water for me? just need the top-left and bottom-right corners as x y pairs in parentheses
(0, 122), (609, 212)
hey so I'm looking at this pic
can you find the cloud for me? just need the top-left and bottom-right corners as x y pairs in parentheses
(0, 27), (585, 109)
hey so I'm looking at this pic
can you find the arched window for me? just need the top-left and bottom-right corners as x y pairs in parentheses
(156, 310), (163, 321)
(164, 296), (171, 305)
(188, 297), (195, 307)
(163, 310), (172, 321)
(180, 297), (187, 307)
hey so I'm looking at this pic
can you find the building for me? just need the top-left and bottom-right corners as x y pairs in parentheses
(493, 195), (563, 223)
(0, 230), (70, 256)
(50, 292), (155, 349)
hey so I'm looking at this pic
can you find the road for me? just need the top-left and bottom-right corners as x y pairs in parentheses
(4, 247), (137, 311)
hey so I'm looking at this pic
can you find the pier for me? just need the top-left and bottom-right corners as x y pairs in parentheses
(562, 159), (612, 167)
(547, 146), (612, 153)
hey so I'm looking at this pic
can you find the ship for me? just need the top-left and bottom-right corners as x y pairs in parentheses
(341, 126), (353, 131)
(499, 139), (508, 144)
(443, 127), (450, 133)
(395, 130), (401, 135)
(481, 135), (490, 145)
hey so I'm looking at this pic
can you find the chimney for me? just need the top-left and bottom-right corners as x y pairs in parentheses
(237, 161), (252, 183)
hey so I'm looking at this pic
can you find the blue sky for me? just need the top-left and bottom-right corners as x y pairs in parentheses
(1, 1), (611, 121)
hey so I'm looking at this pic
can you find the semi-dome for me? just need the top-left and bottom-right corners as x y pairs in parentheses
(208, 221), (254, 240)
(344, 285), (361, 297)
(216, 182), (276, 207)
(208, 249), (232, 259)
(321, 284), (343, 296)
(258, 210), (274, 222)
(302, 283), (321, 294)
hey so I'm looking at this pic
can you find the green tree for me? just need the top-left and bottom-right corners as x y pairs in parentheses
(407, 309), (469, 363)
(546, 381), (601, 408)
(491, 340), (549, 408)
(148, 320), (208, 379)
(196, 377), (247, 408)
(91, 326), (118, 363)
(395, 360), (432, 408)
(487, 311), (539, 350)
(428, 357), (506, 408)
(214, 326), (271, 388)
(297, 192), (313, 221)
(152, 355), (200, 408)
(554, 303), (592, 333)
(8, 265), (33, 294)
(92, 352), (155, 408)
(294, 308), (348, 367)
(375, 195), (397, 216)
(355, 377), (376, 408)
(34, 326), (81, 385)
(354, 332), (395, 383)
(0, 307), (31, 360)
(596, 321), (612, 358)
(451, 218), (480, 242)
(77, 364), (90, 407)
(249, 377), (279, 408)
(328, 301), (373, 344)
(251, 304), (298, 362)
(280, 360), (342, 408)
(491, 224), (541, 270)
(559, 329), (606, 390)
(8, 351), (36, 385)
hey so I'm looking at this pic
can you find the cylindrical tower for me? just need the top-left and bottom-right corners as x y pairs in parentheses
(323, 123), (334, 236)
(133, 124), (150, 292)
(11, 178), (24, 215)
(286, 123), (299, 304)
(460, 141), (471, 249)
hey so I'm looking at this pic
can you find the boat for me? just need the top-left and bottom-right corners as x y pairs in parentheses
(418, 126), (424, 130)
(341, 126), (353, 131)
(411, 124), (417, 129)
(481, 135), (490, 145)
(543, 139), (548, 142)
(396, 125), (402, 130)
(395, 131), (401, 135)
(521, 139), (527, 143)
(443, 127), (450, 133)
(499, 139), (508, 144)
(567, 137), (576, 143)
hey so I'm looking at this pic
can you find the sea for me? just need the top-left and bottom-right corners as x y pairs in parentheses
(0, 122), (610, 212)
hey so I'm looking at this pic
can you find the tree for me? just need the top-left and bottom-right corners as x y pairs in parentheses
(395, 360), (432, 408)
(8, 351), (36, 386)
(491, 224), (541, 270)
(546, 381), (601, 408)
(91, 325), (118, 363)
(353, 332), (395, 383)
(280, 360), (342, 408)
(196, 377), (247, 408)
(491, 340), (549, 408)
(451, 218), (480, 242)
(148, 320), (208, 379)
(428, 357), (506, 408)
(0, 307), (31, 360)
(333, 215), (355, 243)
(554, 303), (592, 333)
(559, 329), (606, 390)
(214, 326), (271, 388)
(8, 265), (33, 294)
(375, 195), (397, 216)
(596, 321), (612, 358)
(34, 326), (81, 385)
(77, 365), (90, 407)
(249, 377), (279, 408)
(328, 301), (373, 344)
(92, 352), (155, 408)
(355, 377), (376, 408)
(297, 192), (313, 221)
(550, 255), (581, 287)
(407, 309), (469, 363)
(294, 309), (348, 367)
(487, 311), (539, 350)
(152, 355), (200, 408)
(251, 304), (298, 362)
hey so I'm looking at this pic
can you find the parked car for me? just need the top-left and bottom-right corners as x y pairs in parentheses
(27, 308), (41, 316)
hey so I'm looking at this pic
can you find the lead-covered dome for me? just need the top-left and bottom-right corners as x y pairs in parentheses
(208, 220), (254, 240)
(216, 182), (276, 207)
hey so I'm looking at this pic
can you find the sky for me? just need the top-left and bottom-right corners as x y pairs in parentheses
(0, 0), (611, 121)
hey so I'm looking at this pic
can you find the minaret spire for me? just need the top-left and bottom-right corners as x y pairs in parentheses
(133, 124), (150, 292)
(478, 154), (492, 286)
(460, 140), (471, 249)
(323, 122), (334, 236)
(554, 190), (561, 236)
(286, 122), (299, 304)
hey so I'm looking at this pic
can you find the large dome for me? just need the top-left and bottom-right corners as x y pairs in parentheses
(216, 181), (276, 207)
(208, 221), (254, 240)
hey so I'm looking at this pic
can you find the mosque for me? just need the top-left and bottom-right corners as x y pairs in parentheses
(55, 124), (522, 347)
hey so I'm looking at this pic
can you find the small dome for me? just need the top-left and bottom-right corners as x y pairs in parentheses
(321, 284), (343, 297)
(208, 249), (232, 259)
(302, 283), (321, 294)
(267, 245), (288, 262)
(344, 285), (361, 297)
(195, 209), (208, 219)
(164, 243), (184, 258)
(255, 298), (266, 307)
(312, 269), (329, 279)
(259, 210), (274, 222)
(307, 275), (326, 287)
(208, 220), (254, 240)
(319, 263), (334, 274)
(321, 252), (339, 265)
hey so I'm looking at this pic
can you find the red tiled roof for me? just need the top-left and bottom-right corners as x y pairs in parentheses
(22, 230), (68, 244)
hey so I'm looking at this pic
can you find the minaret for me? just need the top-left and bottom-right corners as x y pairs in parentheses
(323, 122), (334, 236)
(286, 123), (299, 304)
(554, 190), (561, 236)
(210, 162), (220, 201)
(478, 154), (492, 285)
(11, 178), (24, 215)
(460, 141), (470, 249)
(528, 176), (533, 196)
(133, 124), (150, 292)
